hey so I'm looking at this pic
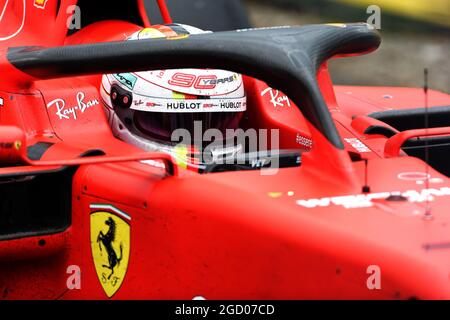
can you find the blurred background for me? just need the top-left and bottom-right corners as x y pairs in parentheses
(145, 0), (449, 92)
(244, 0), (449, 93)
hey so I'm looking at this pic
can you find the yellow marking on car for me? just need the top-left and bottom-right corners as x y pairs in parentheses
(268, 192), (283, 198)
(334, 0), (450, 27)
(90, 207), (131, 298)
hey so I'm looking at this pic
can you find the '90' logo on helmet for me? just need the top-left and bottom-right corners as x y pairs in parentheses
(168, 72), (238, 90)
(34, 0), (48, 9)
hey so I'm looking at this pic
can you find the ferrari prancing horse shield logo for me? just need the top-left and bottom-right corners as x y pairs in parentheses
(90, 204), (131, 298)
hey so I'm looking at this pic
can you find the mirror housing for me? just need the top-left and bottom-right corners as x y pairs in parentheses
(0, 125), (178, 177)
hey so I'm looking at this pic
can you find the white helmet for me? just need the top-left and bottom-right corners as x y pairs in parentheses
(101, 24), (247, 155)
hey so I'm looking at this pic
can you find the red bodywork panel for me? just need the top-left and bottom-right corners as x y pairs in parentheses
(1, 0), (450, 300)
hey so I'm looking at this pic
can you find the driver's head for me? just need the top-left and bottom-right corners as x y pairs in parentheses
(101, 24), (247, 157)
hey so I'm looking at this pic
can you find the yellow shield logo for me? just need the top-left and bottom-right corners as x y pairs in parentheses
(90, 204), (131, 298)
(34, 0), (48, 9)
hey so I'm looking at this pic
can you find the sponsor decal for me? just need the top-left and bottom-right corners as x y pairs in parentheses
(47, 92), (99, 120)
(201, 75), (238, 86)
(397, 172), (444, 185)
(167, 102), (202, 110)
(140, 69), (242, 96)
(168, 72), (238, 90)
(296, 133), (313, 149)
(0, 141), (21, 150)
(134, 99), (163, 108)
(90, 204), (131, 298)
(344, 138), (371, 153)
(34, 0), (48, 9)
(113, 73), (137, 90)
(261, 87), (291, 108)
(146, 102), (162, 108)
(130, 96), (247, 113)
(220, 101), (245, 110)
(0, 97), (3, 107)
(296, 187), (450, 209)
(134, 100), (144, 107)
(251, 158), (271, 168)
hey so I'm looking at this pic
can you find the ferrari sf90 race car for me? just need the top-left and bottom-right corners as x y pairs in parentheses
(0, 0), (450, 300)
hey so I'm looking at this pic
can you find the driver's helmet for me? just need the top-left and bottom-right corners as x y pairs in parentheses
(101, 24), (247, 163)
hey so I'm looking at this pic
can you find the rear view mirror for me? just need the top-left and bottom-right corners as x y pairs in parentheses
(0, 125), (178, 176)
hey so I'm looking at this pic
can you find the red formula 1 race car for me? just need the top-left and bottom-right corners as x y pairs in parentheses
(1, 0), (450, 300)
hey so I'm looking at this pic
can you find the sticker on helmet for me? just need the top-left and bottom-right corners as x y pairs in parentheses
(134, 69), (243, 96)
(130, 95), (247, 113)
(113, 73), (137, 90)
